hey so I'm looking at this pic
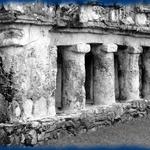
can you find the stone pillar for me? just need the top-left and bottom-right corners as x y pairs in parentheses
(61, 43), (90, 112)
(118, 45), (142, 101)
(0, 45), (57, 122)
(91, 43), (117, 105)
(142, 49), (150, 99)
(0, 24), (58, 122)
(0, 5), (57, 123)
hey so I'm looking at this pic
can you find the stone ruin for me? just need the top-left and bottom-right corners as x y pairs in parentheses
(1, 2), (150, 146)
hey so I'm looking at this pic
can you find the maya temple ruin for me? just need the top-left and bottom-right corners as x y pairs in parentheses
(1, 2), (150, 145)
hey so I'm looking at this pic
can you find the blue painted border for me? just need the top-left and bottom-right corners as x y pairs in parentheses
(0, 0), (150, 149)
(0, 146), (150, 150)
(0, 0), (150, 5)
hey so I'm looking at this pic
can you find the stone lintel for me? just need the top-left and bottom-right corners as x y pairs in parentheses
(0, 44), (57, 122)
(92, 43), (118, 55)
(64, 43), (90, 54)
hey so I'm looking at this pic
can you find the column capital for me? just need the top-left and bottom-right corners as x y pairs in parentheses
(92, 43), (118, 55)
(65, 43), (90, 54)
(126, 45), (143, 54)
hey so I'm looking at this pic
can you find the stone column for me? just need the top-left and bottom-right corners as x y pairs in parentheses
(142, 49), (150, 99)
(0, 25), (58, 122)
(91, 43), (117, 105)
(62, 43), (90, 113)
(117, 45), (142, 101)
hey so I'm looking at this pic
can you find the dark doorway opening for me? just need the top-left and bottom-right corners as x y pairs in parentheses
(114, 45), (127, 102)
(114, 52), (119, 101)
(85, 51), (94, 105)
(140, 47), (149, 99)
(55, 47), (63, 111)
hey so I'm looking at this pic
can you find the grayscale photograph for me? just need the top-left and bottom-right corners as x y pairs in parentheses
(0, 0), (150, 147)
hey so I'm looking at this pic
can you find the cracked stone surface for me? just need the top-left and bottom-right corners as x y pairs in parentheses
(0, 100), (149, 146)
(91, 44), (117, 105)
(0, 25), (57, 122)
(0, 3), (150, 146)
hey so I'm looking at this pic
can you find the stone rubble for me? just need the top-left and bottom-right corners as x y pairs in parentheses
(0, 100), (149, 146)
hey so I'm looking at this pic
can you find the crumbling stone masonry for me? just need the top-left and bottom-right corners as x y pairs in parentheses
(1, 2), (150, 146)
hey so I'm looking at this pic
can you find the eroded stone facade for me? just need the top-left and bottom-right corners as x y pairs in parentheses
(0, 2), (150, 145)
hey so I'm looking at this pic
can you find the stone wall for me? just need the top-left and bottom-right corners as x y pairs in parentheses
(0, 100), (149, 146)
(0, 24), (57, 122)
(1, 3), (150, 29)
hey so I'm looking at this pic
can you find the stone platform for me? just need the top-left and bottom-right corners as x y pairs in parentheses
(0, 99), (150, 146)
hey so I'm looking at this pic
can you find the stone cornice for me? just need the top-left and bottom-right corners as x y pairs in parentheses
(1, 3), (150, 37)
(52, 26), (150, 39)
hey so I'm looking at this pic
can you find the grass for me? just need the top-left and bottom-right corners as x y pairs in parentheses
(49, 117), (150, 147)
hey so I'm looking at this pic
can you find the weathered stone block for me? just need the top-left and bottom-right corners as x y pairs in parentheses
(37, 132), (45, 142)
(23, 99), (33, 120)
(9, 134), (21, 145)
(0, 25), (57, 122)
(0, 94), (8, 123)
(80, 6), (105, 23)
(0, 129), (10, 145)
(127, 45), (143, 54)
(135, 13), (147, 25)
(92, 43), (118, 54)
(65, 43), (90, 53)
(28, 129), (37, 145)
(121, 16), (135, 25)
(110, 9), (118, 22)
(33, 97), (47, 119)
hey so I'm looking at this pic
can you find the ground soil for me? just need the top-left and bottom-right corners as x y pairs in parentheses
(49, 117), (150, 147)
